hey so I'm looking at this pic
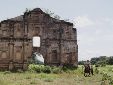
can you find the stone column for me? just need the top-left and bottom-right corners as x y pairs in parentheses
(9, 62), (14, 71)
(9, 43), (14, 70)
(23, 62), (28, 71)
(9, 43), (14, 61)
(23, 41), (32, 70)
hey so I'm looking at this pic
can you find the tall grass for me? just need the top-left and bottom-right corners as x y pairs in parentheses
(0, 65), (112, 85)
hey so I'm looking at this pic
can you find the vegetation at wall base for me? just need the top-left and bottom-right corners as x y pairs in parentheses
(28, 64), (78, 74)
(28, 64), (63, 74)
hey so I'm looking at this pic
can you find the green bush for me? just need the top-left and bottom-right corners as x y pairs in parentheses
(52, 66), (62, 74)
(102, 73), (109, 81)
(28, 64), (81, 74)
(28, 64), (53, 73)
(35, 65), (41, 73)
(43, 66), (51, 73)
(28, 64), (36, 72)
(95, 61), (106, 67)
(44, 77), (54, 82)
(28, 64), (45, 73)
(62, 66), (68, 71)
(101, 63), (106, 67)
(17, 69), (24, 73)
(101, 72), (113, 85)
(28, 64), (77, 74)
(3, 71), (11, 74)
(95, 63), (100, 67)
(95, 67), (99, 74)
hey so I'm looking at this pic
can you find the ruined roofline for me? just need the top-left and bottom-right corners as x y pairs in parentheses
(25, 8), (73, 26)
(72, 28), (77, 33)
(0, 19), (21, 24)
(10, 15), (23, 21)
(0, 8), (73, 26)
(60, 20), (73, 26)
(0, 15), (23, 24)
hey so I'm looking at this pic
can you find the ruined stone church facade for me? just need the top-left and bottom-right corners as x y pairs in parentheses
(0, 8), (78, 70)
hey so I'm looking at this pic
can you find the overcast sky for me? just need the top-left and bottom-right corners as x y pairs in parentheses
(0, 0), (113, 61)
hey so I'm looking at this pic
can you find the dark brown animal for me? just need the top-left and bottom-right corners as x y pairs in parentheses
(84, 65), (90, 77)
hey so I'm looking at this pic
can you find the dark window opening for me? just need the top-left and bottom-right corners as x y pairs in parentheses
(52, 50), (57, 62)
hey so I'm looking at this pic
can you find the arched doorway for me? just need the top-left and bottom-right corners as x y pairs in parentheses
(32, 36), (44, 64)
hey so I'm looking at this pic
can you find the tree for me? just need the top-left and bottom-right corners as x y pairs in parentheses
(78, 61), (85, 65)
(90, 56), (107, 66)
(90, 57), (99, 65)
(107, 56), (113, 65)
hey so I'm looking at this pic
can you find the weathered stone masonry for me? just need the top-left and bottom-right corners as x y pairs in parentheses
(0, 8), (78, 70)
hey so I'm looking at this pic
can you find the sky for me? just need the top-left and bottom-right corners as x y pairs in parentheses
(0, 0), (113, 61)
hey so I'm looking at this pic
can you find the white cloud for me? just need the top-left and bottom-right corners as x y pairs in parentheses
(74, 16), (94, 28)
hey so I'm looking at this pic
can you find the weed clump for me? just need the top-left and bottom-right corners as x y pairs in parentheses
(95, 67), (99, 74)
(101, 72), (113, 85)
(30, 81), (37, 84)
(3, 71), (11, 74)
(44, 77), (54, 82)
(28, 64), (44, 73)
(52, 66), (62, 74)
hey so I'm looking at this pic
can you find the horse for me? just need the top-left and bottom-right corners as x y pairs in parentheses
(84, 65), (91, 77)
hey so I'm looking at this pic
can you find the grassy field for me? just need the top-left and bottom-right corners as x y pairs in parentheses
(0, 65), (113, 85)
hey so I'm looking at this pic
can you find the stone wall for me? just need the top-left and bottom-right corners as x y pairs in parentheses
(0, 8), (78, 70)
